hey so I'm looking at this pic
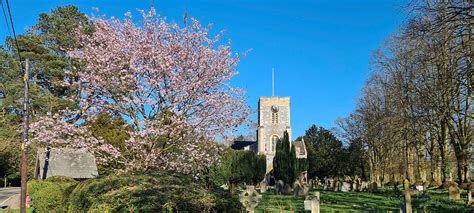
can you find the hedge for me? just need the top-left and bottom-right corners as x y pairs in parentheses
(68, 171), (241, 212)
(27, 176), (77, 212)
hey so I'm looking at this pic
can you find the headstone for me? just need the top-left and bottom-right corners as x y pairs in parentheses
(301, 184), (310, 196)
(275, 180), (285, 195)
(448, 185), (461, 200)
(352, 182), (357, 191)
(304, 191), (320, 213)
(467, 184), (473, 206)
(328, 178), (335, 190)
(368, 182), (378, 192)
(283, 183), (292, 195)
(239, 185), (262, 213)
(402, 190), (412, 213)
(294, 182), (302, 196)
(260, 180), (267, 193)
(360, 181), (368, 191)
(341, 182), (351, 192)
(334, 181), (340, 192)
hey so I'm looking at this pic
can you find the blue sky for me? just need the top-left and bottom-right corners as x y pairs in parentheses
(1, 0), (407, 138)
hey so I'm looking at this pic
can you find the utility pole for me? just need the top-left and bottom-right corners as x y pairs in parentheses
(20, 59), (29, 213)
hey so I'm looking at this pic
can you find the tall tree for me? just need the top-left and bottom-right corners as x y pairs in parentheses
(273, 131), (297, 185)
(304, 125), (348, 178)
(30, 8), (251, 174)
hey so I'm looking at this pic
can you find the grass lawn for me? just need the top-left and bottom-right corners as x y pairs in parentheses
(256, 187), (473, 212)
(0, 208), (33, 213)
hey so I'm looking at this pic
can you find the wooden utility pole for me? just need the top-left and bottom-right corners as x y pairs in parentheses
(20, 59), (29, 213)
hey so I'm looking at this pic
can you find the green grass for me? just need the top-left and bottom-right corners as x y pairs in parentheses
(255, 187), (473, 212)
(0, 208), (33, 213)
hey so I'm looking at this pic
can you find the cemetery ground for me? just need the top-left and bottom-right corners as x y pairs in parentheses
(256, 186), (472, 212)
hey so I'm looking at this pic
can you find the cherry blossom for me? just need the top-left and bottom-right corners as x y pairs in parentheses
(31, 8), (250, 174)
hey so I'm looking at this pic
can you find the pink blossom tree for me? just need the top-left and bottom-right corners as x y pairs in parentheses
(30, 8), (250, 173)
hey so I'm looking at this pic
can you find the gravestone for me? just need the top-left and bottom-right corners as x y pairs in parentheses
(301, 183), (310, 196)
(352, 182), (357, 192)
(334, 181), (341, 192)
(360, 181), (368, 191)
(239, 185), (262, 213)
(328, 178), (335, 190)
(448, 185), (461, 200)
(402, 190), (413, 213)
(294, 182), (302, 196)
(304, 191), (320, 213)
(283, 183), (292, 195)
(275, 180), (285, 195)
(341, 182), (351, 192)
(260, 180), (267, 193)
(467, 184), (473, 206)
(368, 182), (378, 192)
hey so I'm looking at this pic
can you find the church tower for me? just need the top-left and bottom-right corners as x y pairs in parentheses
(257, 96), (292, 173)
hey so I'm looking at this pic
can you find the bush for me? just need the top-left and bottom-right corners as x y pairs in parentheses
(68, 171), (241, 212)
(28, 180), (67, 212)
(27, 176), (77, 212)
(45, 175), (76, 184)
(202, 148), (266, 193)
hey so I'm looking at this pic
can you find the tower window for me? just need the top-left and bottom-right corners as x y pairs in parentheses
(272, 112), (278, 124)
(271, 105), (279, 125)
(271, 135), (279, 152)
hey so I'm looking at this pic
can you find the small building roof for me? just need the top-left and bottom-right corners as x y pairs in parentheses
(231, 140), (257, 150)
(36, 147), (99, 179)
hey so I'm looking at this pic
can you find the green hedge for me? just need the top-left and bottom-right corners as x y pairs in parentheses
(27, 176), (77, 212)
(27, 172), (240, 212)
(68, 171), (241, 212)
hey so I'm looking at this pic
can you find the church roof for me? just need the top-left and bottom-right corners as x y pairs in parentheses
(231, 140), (257, 150)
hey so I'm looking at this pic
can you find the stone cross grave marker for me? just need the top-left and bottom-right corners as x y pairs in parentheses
(239, 185), (262, 213)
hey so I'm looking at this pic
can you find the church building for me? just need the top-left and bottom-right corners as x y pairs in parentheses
(232, 91), (307, 174)
(256, 96), (307, 173)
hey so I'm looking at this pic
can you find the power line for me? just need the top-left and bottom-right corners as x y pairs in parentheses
(4, 2), (28, 213)
(5, 0), (22, 65)
(0, 0), (12, 39)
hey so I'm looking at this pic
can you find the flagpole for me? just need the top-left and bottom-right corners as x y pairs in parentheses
(272, 68), (274, 96)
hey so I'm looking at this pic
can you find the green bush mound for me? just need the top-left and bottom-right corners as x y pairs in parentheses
(28, 176), (77, 212)
(68, 171), (241, 212)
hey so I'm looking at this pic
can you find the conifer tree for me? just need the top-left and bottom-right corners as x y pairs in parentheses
(273, 131), (297, 185)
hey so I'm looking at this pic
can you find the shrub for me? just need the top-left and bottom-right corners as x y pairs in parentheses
(202, 148), (266, 193)
(45, 175), (76, 184)
(28, 180), (67, 212)
(68, 171), (241, 212)
(27, 176), (77, 212)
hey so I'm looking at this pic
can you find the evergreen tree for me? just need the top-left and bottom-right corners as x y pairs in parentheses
(0, 5), (93, 184)
(273, 131), (297, 185)
(304, 124), (349, 178)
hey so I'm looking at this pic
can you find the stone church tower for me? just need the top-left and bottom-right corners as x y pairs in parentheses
(257, 96), (292, 173)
